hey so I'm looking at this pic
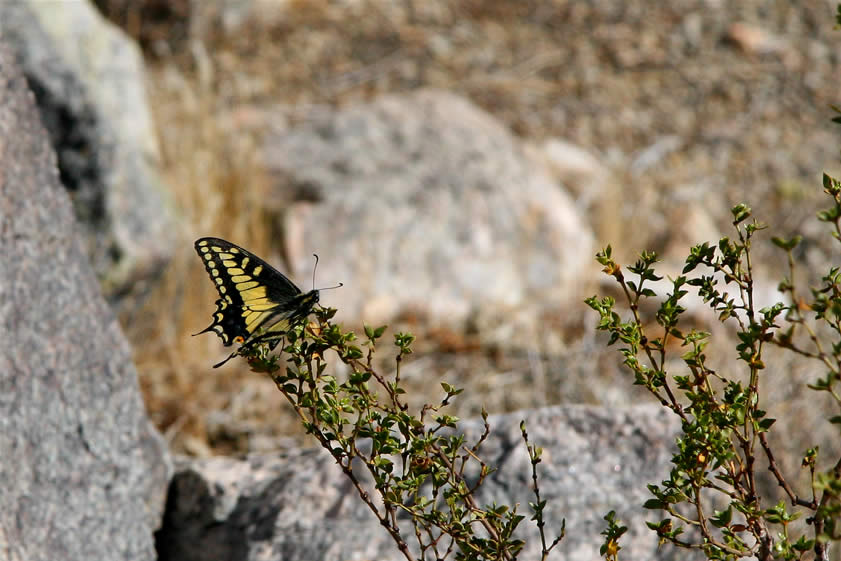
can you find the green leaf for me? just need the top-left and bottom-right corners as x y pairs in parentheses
(342, 345), (363, 359)
(793, 536), (815, 552)
(373, 456), (394, 473)
(731, 204), (752, 224)
(758, 418), (776, 431)
(710, 506), (733, 528)
(771, 236), (802, 250)
(823, 173), (841, 195)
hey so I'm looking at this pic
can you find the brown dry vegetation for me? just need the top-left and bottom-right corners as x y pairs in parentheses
(99, 0), (841, 466)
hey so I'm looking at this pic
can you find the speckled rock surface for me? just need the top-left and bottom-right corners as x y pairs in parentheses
(158, 405), (698, 561)
(266, 90), (594, 337)
(0, 0), (174, 308)
(0, 42), (170, 561)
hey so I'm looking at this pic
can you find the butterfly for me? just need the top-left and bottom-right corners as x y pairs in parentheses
(194, 237), (324, 368)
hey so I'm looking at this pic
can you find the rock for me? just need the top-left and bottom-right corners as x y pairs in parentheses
(0, 42), (171, 560)
(526, 138), (610, 208)
(661, 203), (723, 261)
(157, 405), (698, 561)
(264, 90), (594, 334)
(0, 0), (174, 309)
(538, 139), (607, 187)
(630, 135), (684, 176)
(725, 22), (788, 57)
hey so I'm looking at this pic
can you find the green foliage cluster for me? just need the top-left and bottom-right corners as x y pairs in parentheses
(241, 312), (564, 561)
(586, 181), (841, 560)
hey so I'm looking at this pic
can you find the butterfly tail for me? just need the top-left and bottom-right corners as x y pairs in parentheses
(192, 324), (216, 337)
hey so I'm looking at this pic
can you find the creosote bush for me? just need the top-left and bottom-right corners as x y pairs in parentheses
(586, 177), (841, 560)
(240, 314), (564, 561)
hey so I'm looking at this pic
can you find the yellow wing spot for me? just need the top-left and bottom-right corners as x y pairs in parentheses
(265, 319), (291, 334)
(241, 257), (250, 268)
(219, 286), (227, 294)
(211, 268), (219, 277)
(253, 265), (263, 275)
(200, 247), (209, 253)
(198, 240), (208, 247)
(225, 295), (233, 304)
(230, 248), (240, 254)
(232, 275), (251, 283)
(244, 310), (263, 326)
(204, 253), (212, 260)
(246, 315), (265, 328)
(228, 269), (246, 276)
(218, 253), (234, 260)
(211, 246), (223, 252)
(213, 325), (224, 333)
(251, 310), (275, 327)
(222, 260), (237, 267)
(246, 302), (276, 311)
(215, 312), (224, 321)
(237, 281), (259, 290)
(215, 278), (224, 285)
(241, 286), (268, 300)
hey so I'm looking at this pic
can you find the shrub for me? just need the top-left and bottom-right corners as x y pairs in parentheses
(587, 182), (841, 560)
(240, 318), (564, 561)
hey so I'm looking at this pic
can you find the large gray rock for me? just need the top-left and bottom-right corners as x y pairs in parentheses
(0, 0), (173, 307)
(265, 90), (595, 337)
(0, 43), (170, 561)
(157, 405), (698, 561)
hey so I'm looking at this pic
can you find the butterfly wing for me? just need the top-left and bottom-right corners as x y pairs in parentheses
(194, 237), (311, 348)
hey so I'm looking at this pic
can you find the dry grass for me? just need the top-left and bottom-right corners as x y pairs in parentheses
(126, 64), (295, 455)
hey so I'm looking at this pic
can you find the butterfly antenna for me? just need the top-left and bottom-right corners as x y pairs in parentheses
(312, 252), (343, 290)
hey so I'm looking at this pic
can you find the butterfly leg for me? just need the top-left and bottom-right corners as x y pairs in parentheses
(239, 332), (288, 354)
(213, 350), (240, 369)
(211, 332), (289, 368)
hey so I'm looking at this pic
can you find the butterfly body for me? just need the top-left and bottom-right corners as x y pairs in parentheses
(194, 237), (319, 367)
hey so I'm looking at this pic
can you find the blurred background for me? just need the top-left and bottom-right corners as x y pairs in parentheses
(52, 0), (841, 473)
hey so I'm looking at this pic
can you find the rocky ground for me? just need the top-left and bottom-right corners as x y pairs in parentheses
(94, 0), (841, 471)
